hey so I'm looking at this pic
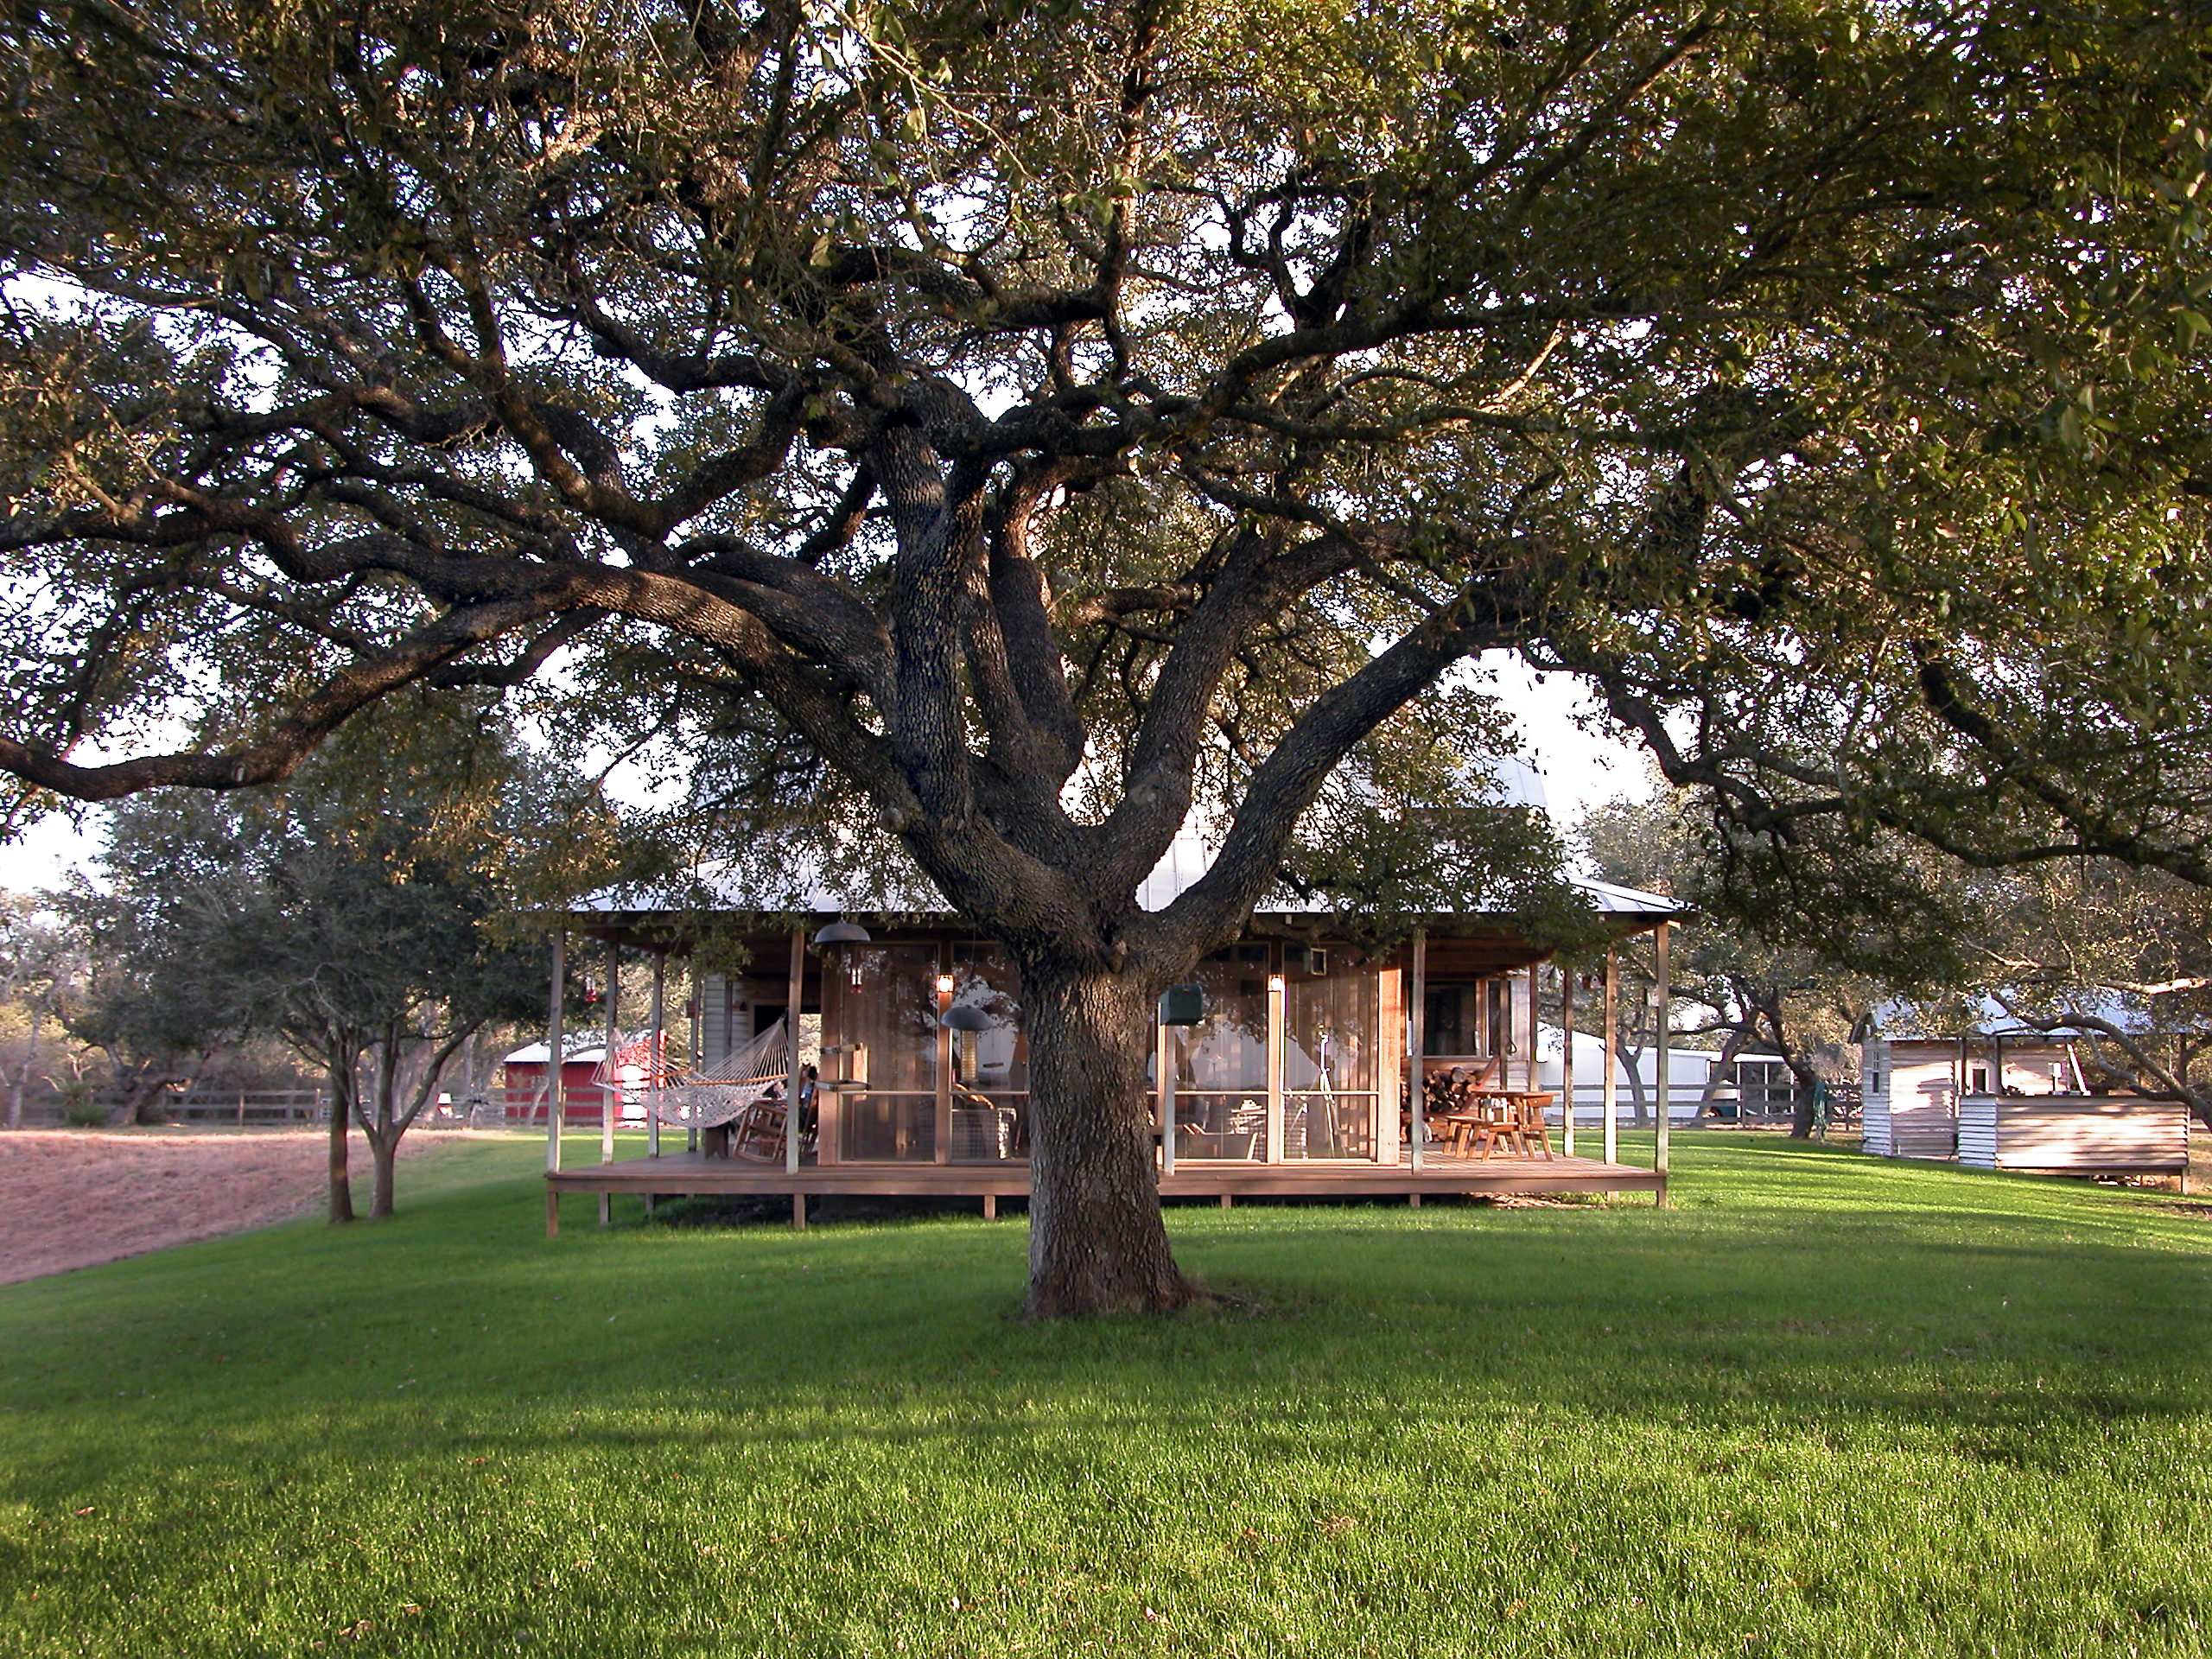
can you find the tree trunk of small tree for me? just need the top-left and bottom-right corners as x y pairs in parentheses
(1699, 1026), (1753, 1117)
(365, 1030), (401, 1219)
(1018, 963), (1192, 1319)
(1617, 1037), (1650, 1128)
(326, 1063), (355, 1224)
(367, 1131), (398, 1219)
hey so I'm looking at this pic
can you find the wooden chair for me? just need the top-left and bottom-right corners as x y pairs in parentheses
(732, 1097), (789, 1162)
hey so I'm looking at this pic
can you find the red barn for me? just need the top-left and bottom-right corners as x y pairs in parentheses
(499, 1034), (665, 1125)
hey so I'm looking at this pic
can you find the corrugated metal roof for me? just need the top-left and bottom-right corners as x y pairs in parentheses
(1869, 994), (2175, 1040)
(576, 826), (1678, 922)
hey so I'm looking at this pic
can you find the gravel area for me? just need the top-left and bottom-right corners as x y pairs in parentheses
(0, 1128), (461, 1285)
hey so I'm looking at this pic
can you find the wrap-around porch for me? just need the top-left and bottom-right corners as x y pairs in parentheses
(541, 866), (1682, 1231)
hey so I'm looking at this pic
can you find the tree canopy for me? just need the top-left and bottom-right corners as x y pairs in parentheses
(3, 0), (2209, 1308)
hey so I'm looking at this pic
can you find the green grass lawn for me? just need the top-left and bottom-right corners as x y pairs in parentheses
(3, 1135), (2209, 1657)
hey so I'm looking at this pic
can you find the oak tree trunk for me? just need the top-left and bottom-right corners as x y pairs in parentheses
(1019, 964), (1193, 1318)
(1784, 1055), (1822, 1139)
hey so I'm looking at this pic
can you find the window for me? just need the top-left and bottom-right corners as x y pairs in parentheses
(947, 944), (1027, 1163)
(1167, 945), (1269, 1160)
(1285, 950), (1380, 1160)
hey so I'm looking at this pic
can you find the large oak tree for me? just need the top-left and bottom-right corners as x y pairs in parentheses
(3, 1), (2210, 1313)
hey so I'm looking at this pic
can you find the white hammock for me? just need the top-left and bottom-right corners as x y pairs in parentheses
(649, 1016), (792, 1131)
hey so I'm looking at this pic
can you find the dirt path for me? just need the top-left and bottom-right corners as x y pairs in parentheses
(0, 1128), (466, 1286)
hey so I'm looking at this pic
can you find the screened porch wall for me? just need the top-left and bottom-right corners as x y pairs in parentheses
(809, 934), (1402, 1167)
(824, 941), (939, 1163)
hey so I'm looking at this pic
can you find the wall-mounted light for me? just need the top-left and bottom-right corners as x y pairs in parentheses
(935, 973), (956, 995)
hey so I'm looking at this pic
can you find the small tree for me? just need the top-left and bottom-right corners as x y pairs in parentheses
(0, 893), (77, 1128)
(84, 696), (586, 1217)
(61, 800), (256, 1122)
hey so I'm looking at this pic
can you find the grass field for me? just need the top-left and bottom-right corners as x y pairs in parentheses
(2, 1133), (2209, 1656)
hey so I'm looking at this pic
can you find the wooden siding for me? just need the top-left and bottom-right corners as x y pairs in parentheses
(1958, 1095), (2190, 1175)
(1859, 1040), (1956, 1160)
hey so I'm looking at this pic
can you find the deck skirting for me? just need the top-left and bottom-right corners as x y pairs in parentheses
(543, 1151), (1664, 1232)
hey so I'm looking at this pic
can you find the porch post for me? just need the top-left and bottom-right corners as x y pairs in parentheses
(646, 950), (665, 1161)
(1159, 1021), (1176, 1176)
(1377, 956), (1402, 1165)
(1602, 946), (1618, 1166)
(1525, 963), (1539, 1090)
(1408, 930), (1427, 1172)
(1560, 965), (1576, 1158)
(687, 972), (701, 1153)
(1265, 954), (1286, 1164)
(600, 938), (620, 1227)
(785, 926), (804, 1178)
(544, 928), (565, 1176)
(601, 939), (620, 1167)
(1655, 921), (1672, 1201)
(935, 947), (953, 1166)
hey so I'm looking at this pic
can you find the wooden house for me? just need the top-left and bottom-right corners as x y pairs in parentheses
(537, 834), (1685, 1230)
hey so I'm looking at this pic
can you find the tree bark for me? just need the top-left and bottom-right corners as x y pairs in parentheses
(1018, 963), (1193, 1318)
(327, 1061), (355, 1224)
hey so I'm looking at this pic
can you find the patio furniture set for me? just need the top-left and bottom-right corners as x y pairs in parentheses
(1414, 1061), (1555, 1160)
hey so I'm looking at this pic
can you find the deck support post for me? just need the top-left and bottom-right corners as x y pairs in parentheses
(545, 1186), (559, 1237)
(791, 1193), (806, 1230)
(1220, 1193), (1233, 1210)
(983, 1194), (996, 1221)
(785, 928), (804, 1177)
(1602, 947), (1618, 1168)
(1560, 966), (1576, 1157)
(1409, 931), (1428, 1172)
(646, 952), (665, 1160)
(545, 929), (566, 1177)
(1655, 921), (1671, 1205)
(1408, 1192), (1421, 1209)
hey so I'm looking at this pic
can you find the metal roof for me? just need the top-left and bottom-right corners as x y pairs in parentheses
(575, 826), (1678, 924)
(1869, 994), (2170, 1041)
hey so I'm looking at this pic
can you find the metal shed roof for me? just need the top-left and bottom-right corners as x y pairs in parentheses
(572, 827), (1678, 925)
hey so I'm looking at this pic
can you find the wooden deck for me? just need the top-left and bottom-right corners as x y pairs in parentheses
(544, 1149), (1664, 1232)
